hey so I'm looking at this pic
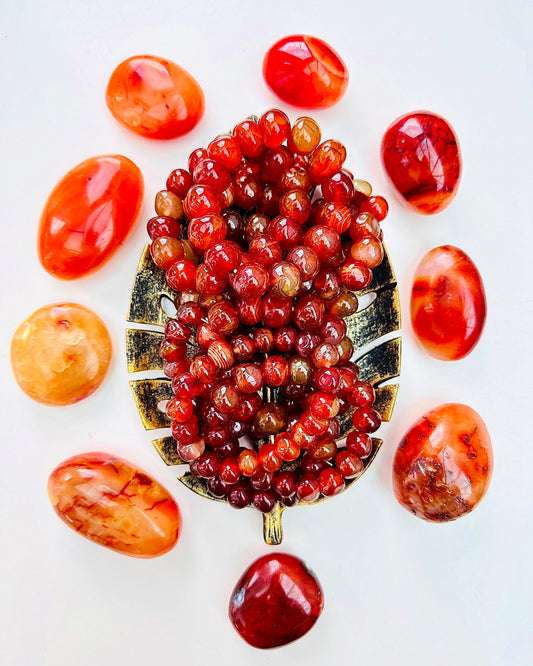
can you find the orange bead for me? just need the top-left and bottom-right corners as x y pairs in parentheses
(48, 452), (181, 557)
(11, 303), (111, 406)
(38, 155), (143, 279)
(106, 55), (204, 139)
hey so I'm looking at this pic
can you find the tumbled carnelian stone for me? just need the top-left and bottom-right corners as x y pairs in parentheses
(381, 111), (461, 214)
(38, 155), (143, 279)
(229, 553), (324, 649)
(263, 35), (348, 108)
(11, 303), (111, 406)
(393, 403), (493, 522)
(106, 55), (205, 139)
(411, 245), (486, 360)
(48, 452), (181, 557)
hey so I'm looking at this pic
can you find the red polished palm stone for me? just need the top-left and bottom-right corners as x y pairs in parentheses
(38, 155), (143, 279)
(411, 245), (486, 360)
(393, 403), (493, 522)
(106, 55), (205, 139)
(263, 35), (348, 108)
(381, 111), (461, 214)
(229, 553), (324, 649)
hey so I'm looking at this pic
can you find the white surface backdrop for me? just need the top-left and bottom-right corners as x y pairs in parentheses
(1, 1), (532, 665)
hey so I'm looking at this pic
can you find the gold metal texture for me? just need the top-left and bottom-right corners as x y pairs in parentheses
(127, 242), (401, 544)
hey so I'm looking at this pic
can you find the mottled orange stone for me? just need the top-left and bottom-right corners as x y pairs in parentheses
(393, 403), (493, 522)
(38, 155), (143, 279)
(411, 245), (487, 360)
(106, 55), (205, 139)
(48, 452), (181, 557)
(11, 303), (112, 406)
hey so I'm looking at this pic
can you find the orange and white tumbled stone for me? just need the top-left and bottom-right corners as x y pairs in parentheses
(10, 303), (112, 406)
(48, 452), (181, 557)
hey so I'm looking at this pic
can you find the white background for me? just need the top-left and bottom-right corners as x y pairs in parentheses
(1, 1), (532, 664)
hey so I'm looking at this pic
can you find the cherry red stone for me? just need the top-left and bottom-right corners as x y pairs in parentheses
(106, 55), (204, 139)
(381, 111), (461, 214)
(38, 155), (143, 279)
(229, 553), (324, 648)
(393, 403), (493, 522)
(411, 245), (486, 360)
(263, 35), (348, 108)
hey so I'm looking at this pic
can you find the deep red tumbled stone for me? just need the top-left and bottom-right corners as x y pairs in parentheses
(411, 245), (486, 360)
(263, 35), (348, 108)
(381, 111), (461, 214)
(106, 55), (204, 139)
(38, 155), (143, 279)
(393, 403), (493, 522)
(229, 553), (324, 649)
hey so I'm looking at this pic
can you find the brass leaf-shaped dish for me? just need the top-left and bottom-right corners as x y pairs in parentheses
(127, 243), (401, 544)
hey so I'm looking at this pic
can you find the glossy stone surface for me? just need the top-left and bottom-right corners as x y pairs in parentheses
(381, 111), (461, 214)
(48, 452), (181, 557)
(39, 155), (143, 279)
(263, 35), (348, 108)
(11, 303), (111, 405)
(229, 553), (323, 649)
(106, 55), (204, 139)
(393, 403), (493, 522)
(411, 245), (486, 360)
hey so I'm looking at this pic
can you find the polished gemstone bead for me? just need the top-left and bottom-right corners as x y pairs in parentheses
(263, 35), (348, 108)
(381, 111), (461, 214)
(411, 245), (486, 360)
(154, 190), (183, 218)
(39, 155), (143, 279)
(11, 303), (111, 406)
(296, 474), (320, 502)
(393, 403), (493, 522)
(268, 215), (303, 251)
(229, 553), (324, 649)
(150, 236), (184, 269)
(335, 451), (363, 478)
(48, 452), (181, 557)
(106, 55), (204, 139)
(231, 262), (269, 299)
(254, 403), (286, 436)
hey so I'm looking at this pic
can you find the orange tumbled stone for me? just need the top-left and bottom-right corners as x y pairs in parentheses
(106, 55), (205, 139)
(263, 35), (348, 108)
(48, 452), (181, 557)
(381, 111), (461, 214)
(11, 303), (111, 406)
(411, 245), (487, 360)
(38, 155), (143, 279)
(393, 403), (493, 522)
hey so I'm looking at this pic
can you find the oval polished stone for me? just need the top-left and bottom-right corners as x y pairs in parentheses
(106, 55), (205, 139)
(393, 403), (493, 522)
(263, 35), (348, 108)
(38, 155), (143, 279)
(229, 553), (324, 649)
(11, 303), (111, 406)
(48, 452), (181, 557)
(411, 245), (486, 360)
(381, 111), (461, 214)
